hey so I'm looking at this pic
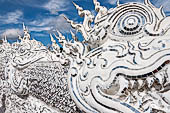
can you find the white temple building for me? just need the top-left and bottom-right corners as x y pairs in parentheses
(0, 0), (170, 113)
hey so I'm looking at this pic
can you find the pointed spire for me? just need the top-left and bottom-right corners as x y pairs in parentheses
(66, 37), (70, 43)
(66, 33), (70, 42)
(23, 22), (29, 33)
(72, 1), (84, 17)
(22, 23), (30, 40)
(70, 30), (78, 41)
(23, 22), (26, 31)
(72, 1), (82, 10)
(159, 5), (165, 17)
(50, 34), (56, 43)
(62, 15), (72, 23)
(18, 35), (22, 41)
(117, 0), (120, 6)
(56, 30), (65, 40)
(93, 0), (100, 12)
(53, 33), (61, 40)
(62, 15), (76, 28)
(72, 2), (83, 11)
(93, 0), (99, 6)
(72, 1), (76, 7)
(16, 39), (20, 44)
(70, 30), (75, 37)
(3, 35), (7, 43)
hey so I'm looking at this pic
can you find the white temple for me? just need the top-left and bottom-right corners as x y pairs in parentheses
(0, 0), (170, 113)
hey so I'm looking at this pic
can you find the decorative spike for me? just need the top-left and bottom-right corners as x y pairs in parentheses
(72, 2), (82, 10)
(70, 30), (75, 37)
(160, 5), (166, 17)
(160, 5), (163, 9)
(70, 30), (77, 41)
(18, 35), (22, 41)
(56, 30), (61, 37)
(62, 15), (75, 26)
(3, 35), (7, 43)
(66, 37), (71, 43)
(53, 33), (61, 40)
(62, 14), (84, 36)
(17, 40), (19, 43)
(72, 1), (76, 6)
(23, 23), (26, 31)
(117, 0), (120, 6)
(62, 15), (70, 22)
(66, 33), (69, 43)
(50, 34), (56, 43)
(56, 30), (65, 40)
(93, 0), (99, 6)
(72, 1), (84, 17)
(93, 0), (100, 12)
(23, 22), (29, 33)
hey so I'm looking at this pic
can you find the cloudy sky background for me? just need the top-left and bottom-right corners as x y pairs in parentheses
(0, 0), (170, 45)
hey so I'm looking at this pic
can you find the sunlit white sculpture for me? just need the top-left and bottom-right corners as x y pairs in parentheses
(0, 0), (170, 113)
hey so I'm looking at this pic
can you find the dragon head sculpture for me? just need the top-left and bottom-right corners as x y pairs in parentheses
(1, 0), (170, 113)
(63, 0), (170, 112)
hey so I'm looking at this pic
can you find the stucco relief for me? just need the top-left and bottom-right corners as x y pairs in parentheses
(0, 0), (170, 113)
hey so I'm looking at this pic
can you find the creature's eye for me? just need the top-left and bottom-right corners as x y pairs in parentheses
(118, 14), (143, 35)
(108, 3), (154, 41)
(19, 47), (26, 54)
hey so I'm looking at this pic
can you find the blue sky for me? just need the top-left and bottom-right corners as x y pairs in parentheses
(0, 0), (170, 46)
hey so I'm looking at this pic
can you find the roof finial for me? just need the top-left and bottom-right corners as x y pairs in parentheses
(70, 30), (78, 41)
(18, 35), (22, 41)
(56, 30), (65, 40)
(62, 15), (70, 22)
(23, 22), (27, 31)
(72, 1), (82, 11)
(93, 0), (99, 6)
(93, 0), (100, 12)
(53, 33), (60, 40)
(22, 23), (30, 40)
(3, 35), (7, 43)
(72, 1), (85, 17)
(117, 0), (120, 6)
(62, 15), (77, 29)
(50, 34), (56, 43)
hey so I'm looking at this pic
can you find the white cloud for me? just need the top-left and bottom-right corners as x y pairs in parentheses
(29, 27), (52, 32)
(0, 10), (23, 24)
(1, 28), (23, 39)
(107, 0), (144, 5)
(108, 0), (117, 5)
(29, 14), (71, 33)
(43, 0), (70, 14)
(32, 33), (47, 37)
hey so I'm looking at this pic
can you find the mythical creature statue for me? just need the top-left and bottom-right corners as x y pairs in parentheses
(1, 0), (170, 113)
(65, 0), (170, 113)
(0, 24), (80, 113)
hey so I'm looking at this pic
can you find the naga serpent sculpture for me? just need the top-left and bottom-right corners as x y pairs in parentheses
(0, 0), (170, 113)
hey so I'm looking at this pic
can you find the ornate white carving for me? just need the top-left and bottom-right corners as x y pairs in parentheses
(1, 0), (170, 113)
(65, 0), (170, 113)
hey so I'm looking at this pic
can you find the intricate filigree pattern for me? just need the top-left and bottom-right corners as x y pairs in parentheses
(0, 24), (80, 113)
(65, 0), (170, 113)
(1, 0), (170, 113)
